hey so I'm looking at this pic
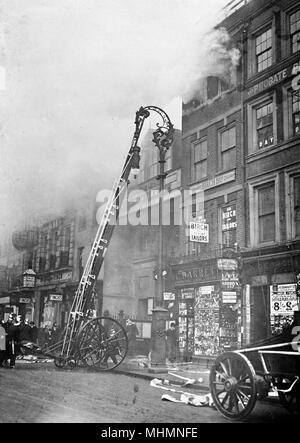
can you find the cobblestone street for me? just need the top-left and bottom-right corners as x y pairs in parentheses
(0, 363), (298, 423)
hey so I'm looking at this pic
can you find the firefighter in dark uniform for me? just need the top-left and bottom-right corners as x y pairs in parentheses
(3, 314), (22, 368)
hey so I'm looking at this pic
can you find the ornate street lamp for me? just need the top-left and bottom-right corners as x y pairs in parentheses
(135, 106), (174, 367)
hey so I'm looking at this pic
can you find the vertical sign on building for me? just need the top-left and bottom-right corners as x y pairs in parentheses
(221, 204), (237, 247)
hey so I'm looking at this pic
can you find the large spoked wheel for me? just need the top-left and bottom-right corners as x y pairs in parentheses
(277, 376), (300, 416)
(76, 317), (128, 371)
(210, 351), (257, 420)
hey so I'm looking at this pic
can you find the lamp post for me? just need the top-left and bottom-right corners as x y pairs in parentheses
(138, 106), (174, 367)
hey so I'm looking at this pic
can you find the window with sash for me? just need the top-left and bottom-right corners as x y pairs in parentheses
(256, 28), (272, 73)
(290, 10), (300, 54)
(219, 127), (236, 171)
(256, 102), (274, 149)
(257, 184), (275, 243)
(292, 90), (300, 136)
(193, 139), (207, 182)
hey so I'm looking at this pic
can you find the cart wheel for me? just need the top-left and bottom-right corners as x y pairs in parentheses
(277, 376), (300, 416)
(76, 317), (128, 371)
(210, 351), (257, 420)
(54, 356), (67, 369)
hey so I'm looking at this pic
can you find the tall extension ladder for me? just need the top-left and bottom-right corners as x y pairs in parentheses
(60, 106), (174, 360)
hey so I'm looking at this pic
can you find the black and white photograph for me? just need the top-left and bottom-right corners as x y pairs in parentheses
(0, 0), (300, 426)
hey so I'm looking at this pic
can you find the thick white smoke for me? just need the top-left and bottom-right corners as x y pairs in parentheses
(0, 0), (238, 239)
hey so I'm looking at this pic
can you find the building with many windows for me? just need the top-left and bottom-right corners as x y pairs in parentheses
(174, 0), (300, 361)
(240, 0), (300, 342)
(0, 192), (103, 328)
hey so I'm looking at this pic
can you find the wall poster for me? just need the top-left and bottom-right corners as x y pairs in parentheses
(270, 284), (297, 335)
(178, 288), (195, 359)
(194, 286), (221, 356)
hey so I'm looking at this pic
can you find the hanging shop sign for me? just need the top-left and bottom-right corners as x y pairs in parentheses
(190, 221), (209, 243)
(222, 204), (237, 231)
(49, 294), (63, 302)
(36, 271), (72, 286)
(23, 269), (36, 288)
(217, 259), (238, 271)
(270, 284), (297, 315)
(163, 292), (175, 301)
(198, 286), (215, 295)
(181, 288), (195, 299)
(222, 291), (237, 304)
(221, 271), (240, 290)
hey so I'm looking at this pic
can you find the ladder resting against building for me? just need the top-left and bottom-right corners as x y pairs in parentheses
(40, 106), (174, 370)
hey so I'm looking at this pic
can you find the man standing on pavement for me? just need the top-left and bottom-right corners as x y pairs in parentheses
(4, 314), (22, 368)
(166, 321), (177, 363)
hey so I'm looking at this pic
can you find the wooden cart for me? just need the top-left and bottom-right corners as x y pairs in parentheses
(209, 332), (300, 420)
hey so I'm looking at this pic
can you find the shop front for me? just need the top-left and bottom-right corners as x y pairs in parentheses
(172, 258), (242, 362)
(0, 291), (35, 322)
(35, 270), (74, 328)
(243, 251), (300, 343)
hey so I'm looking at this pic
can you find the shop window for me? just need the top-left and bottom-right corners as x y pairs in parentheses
(258, 184), (275, 243)
(219, 126), (236, 171)
(290, 9), (300, 54)
(192, 139), (207, 182)
(255, 28), (272, 73)
(256, 102), (274, 149)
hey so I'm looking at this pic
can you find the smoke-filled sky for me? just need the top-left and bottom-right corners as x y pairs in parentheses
(0, 0), (232, 239)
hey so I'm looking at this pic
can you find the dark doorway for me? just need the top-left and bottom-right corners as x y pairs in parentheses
(250, 285), (271, 343)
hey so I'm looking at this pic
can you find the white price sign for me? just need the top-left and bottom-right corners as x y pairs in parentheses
(270, 284), (298, 315)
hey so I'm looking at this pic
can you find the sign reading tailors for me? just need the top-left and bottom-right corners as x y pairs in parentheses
(270, 284), (297, 315)
(190, 221), (209, 243)
(50, 294), (63, 302)
(222, 204), (237, 231)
